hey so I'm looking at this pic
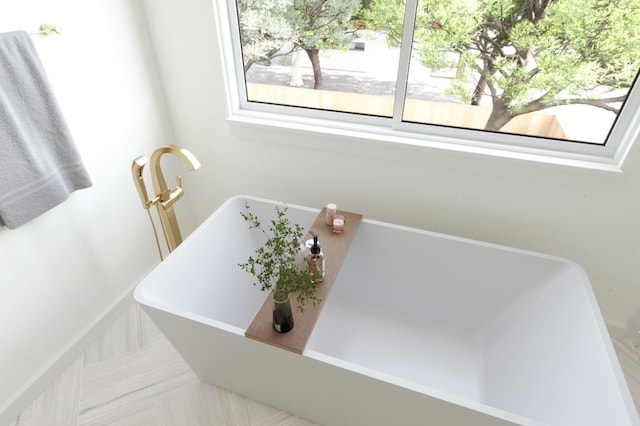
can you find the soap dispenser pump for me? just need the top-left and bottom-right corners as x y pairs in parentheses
(308, 231), (325, 281)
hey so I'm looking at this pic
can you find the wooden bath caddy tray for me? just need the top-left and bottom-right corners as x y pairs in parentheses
(245, 207), (362, 354)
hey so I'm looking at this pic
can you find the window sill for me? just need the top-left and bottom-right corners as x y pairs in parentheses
(227, 109), (627, 173)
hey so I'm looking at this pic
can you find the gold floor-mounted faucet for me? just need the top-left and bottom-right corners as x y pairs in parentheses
(132, 145), (201, 260)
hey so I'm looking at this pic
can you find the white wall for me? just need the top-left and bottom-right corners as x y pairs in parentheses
(0, 1), (199, 422)
(142, 0), (640, 334)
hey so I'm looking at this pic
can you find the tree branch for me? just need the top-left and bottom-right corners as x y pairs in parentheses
(515, 94), (625, 117)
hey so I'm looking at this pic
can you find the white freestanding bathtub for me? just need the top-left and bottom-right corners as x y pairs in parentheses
(134, 195), (639, 425)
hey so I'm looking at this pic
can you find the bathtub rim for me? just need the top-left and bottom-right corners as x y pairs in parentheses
(168, 193), (594, 269)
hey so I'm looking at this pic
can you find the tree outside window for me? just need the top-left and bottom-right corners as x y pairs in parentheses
(234, 0), (640, 146)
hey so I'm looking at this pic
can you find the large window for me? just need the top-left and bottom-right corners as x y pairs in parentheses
(218, 0), (640, 169)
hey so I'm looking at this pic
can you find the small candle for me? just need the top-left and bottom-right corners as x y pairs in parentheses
(326, 203), (337, 226)
(332, 215), (345, 233)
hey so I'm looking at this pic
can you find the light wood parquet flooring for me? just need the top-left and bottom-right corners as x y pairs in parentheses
(10, 302), (640, 425)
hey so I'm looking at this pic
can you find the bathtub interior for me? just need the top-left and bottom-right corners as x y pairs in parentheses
(134, 196), (320, 331)
(306, 220), (631, 424)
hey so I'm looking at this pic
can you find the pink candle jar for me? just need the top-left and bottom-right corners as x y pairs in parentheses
(325, 203), (337, 226)
(332, 215), (345, 233)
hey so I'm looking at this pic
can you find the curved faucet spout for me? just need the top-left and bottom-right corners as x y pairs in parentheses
(150, 145), (201, 202)
(148, 144), (201, 253)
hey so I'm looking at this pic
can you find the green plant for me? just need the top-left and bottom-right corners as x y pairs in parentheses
(238, 202), (320, 311)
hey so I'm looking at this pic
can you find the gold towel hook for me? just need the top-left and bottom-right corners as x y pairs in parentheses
(37, 24), (62, 36)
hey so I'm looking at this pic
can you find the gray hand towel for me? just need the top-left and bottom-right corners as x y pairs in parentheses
(0, 31), (92, 229)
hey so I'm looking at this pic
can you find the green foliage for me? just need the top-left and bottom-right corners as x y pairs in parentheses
(291, 0), (361, 51)
(238, 0), (295, 67)
(238, 202), (320, 311)
(238, 0), (360, 70)
(368, 0), (640, 128)
(509, 0), (640, 93)
(425, 0), (639, 113)
(361, 0), (405, 46)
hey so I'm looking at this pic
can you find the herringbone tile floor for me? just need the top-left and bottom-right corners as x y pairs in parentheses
(10, 302), (640, 425)
(10, 303), (316, 426)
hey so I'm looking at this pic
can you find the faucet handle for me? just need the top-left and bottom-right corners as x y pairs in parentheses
(132, 155), (152, 209)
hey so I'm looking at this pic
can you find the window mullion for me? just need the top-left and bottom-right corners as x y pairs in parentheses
(392, 0), (418, 128)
